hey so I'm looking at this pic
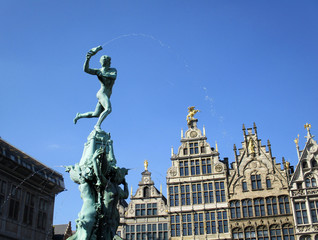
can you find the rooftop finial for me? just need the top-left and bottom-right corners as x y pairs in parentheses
(294, 134), (299, 147)
(144, 160), (148, 171)
(215, 141), (218, 152)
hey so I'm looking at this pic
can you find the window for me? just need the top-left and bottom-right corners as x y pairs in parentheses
(295, 202), (308, 224)
(303, 161), (309, 169)
(233, 228), (243, 240)
(266, 197), (278, 216)
(170, 215), (180, 237)
(169, 186), (179, 207)
(282, 224), (295, 240)
(300, 236), (311, 240)
(254, 198), (265, 217)
(193, 213), (204, 235)
(257, 226), (268, 240)
(147, 203), (157, 215)
(270, 225), (282, 240)
(192, 183), (202, 204)
(242, 199), (253, 217)
(182, 214), (192, 236)
(215, 181), (225, 202)
(206, 211), (216, 234)
(190, 160), (200, 175)
(310, 200), (318, 223)
(242, 181), (248, 191)
(279, 195), (290, 214)
(230, 201), (241, 219)
(0, 180), (6, 215)
(217, 211), (228, 233)
(251, 174), (262, 190)
(189, 143), (198, 155)
(201, 146), (205, 153)
(311, 159), (318, 168)
(23, 192), (34, 225)
(307, 177), (317, 187)
(202, 158), (212, 174)
(181, 184), (190, 206)
(37, 198), (48, 229)
(183, 148), (188, 155)
(203, 182), (214, 203)
(179, 161), (189, 176)
(158, 223), (168, 240)
(266, 178), (272, 188)
(245, 227), (256, 240)
(8, 185), (20, 220)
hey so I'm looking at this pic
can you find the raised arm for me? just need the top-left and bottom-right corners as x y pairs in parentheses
(83, 46), (102, 75)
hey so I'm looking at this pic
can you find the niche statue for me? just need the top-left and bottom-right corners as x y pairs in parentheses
(66, 46), (128, 240)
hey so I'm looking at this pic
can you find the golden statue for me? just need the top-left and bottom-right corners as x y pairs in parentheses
(248, 138), (255, 154)
(294, 134), (299, 146)
(186, 106), (200, 124)
(144, 159), (148, 171)
(304, 123), (312, 131)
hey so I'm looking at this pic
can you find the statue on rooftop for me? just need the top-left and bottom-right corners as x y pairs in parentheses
(73, 46), (117, 131)
(186, 106), (200, 124)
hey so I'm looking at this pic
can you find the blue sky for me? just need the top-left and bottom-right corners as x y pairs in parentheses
(1, 1), (318, 226)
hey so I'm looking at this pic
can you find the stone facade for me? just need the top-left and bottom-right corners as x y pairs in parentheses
(290, 126), (318, 240)
(166, 118), (230, 240)
(119, 162), (169, 240)
(0, 138), (65, 240)
(228, 123), (295, 240)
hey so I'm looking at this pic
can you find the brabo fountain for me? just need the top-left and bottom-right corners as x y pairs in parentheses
(66, 46), (128, 240)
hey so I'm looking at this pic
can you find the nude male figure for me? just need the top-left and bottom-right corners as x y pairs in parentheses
(74, 46), (117, 131)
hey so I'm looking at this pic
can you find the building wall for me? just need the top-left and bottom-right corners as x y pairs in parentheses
(0, 138), (64, 240)
(120, 163), (169, 240)
(290, 128), (318, 240)
(166, 119), (231, 240)
(228, 124), (295, 240)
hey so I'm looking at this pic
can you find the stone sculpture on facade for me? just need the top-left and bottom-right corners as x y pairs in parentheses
(66, 46), (128, 240)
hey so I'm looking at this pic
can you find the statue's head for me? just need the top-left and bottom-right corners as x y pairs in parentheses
(100, 55), (111, 67)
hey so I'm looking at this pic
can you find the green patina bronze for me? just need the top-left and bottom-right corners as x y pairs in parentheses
(66, 47), (128, 240)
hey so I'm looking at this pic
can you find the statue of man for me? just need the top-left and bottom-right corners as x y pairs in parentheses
(74, 46), (117, 131)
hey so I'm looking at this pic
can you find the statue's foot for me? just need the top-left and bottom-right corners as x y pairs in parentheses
(73, 113), (80, 124)
(64, 165), (72, 172)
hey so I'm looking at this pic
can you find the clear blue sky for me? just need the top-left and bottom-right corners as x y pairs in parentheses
(1, 1), (318, 226)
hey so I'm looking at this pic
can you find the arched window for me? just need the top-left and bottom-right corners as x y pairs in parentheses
(242, 199), (253, 217)
(266, 197), (278, 215)
(270, 225), (282, 240)
(303, 161), (309, 169)
(232, 228), (243, 240)
(278, 195), (290, 214)
(306, 178), (311, 188)
(230, 201), (241, 219)
(257, 226), (268, 240)
(245, 227), (256, 240)
(312, 178), (317, 187)
(311, 159), (318, 168)
(282, 224), (295, 240)
(254, 198), (265, 216)
(143, 187), (150, 198)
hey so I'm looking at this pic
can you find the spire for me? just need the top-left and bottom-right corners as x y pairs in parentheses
(203, 125), (206, 136)
(171, 146), (174, 157)
(181, 129), (184, 138)
(253, 122), (258, 138)
(160, 184), (162, 195)
(130, 186), (133, 198)
(294, 134), (300, 160)
(215, 141), (218, 152)
(144, 160), (148, 171)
